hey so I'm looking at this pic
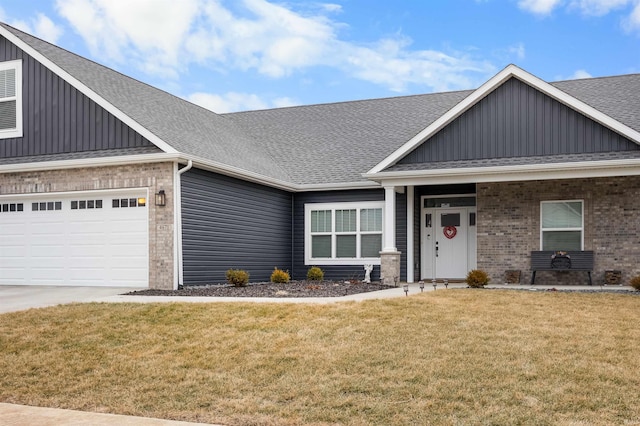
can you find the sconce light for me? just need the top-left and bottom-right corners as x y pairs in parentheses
(155, 190), (166, 207)
(402, 283), (409, 296)
(419, 281), (425, 292)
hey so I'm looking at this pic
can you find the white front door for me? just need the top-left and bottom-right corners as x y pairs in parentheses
(421, 205), (476, 280)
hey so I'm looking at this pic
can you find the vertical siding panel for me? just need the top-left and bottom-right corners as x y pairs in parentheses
(398, 77), (640, 166)
(0, 35), (155, 158)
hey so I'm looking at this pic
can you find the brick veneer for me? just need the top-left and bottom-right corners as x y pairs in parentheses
(477, 176), (640, 286)
(0, 162), (175, 289)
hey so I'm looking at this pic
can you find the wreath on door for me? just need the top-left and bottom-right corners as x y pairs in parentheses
(443, 226), (457, 239)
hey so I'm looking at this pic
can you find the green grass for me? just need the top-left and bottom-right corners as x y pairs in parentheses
(1, 290), (639, 425)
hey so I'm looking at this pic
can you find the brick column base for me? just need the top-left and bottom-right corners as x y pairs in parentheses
(380, 251), (401, 286)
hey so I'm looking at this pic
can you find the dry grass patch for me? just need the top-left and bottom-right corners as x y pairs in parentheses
(1, 290), (639, 425)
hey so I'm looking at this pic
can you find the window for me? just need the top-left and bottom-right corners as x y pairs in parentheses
(541, 200), (583, 251)
(112, 198), (145, 208)
(32, 201), (62, 211)
(306, 202), (383, 265)
(0, 60), (22, 139)
(71, 199), (103, 210)
(0, 203), (23, 213)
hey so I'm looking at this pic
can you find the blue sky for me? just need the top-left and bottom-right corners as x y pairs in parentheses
(1, 0), (639, 113)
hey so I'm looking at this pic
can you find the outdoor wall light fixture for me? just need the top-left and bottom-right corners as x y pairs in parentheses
(403, 284), (409, 296)
(155, 190), (166, 207)
(419, 281), (425, 292)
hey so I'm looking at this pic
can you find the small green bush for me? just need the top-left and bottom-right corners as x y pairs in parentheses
(271, 267), (290, 283)
(307, 266), (324, 281)
(226, 269), (249, 287)
(629, 275), (640, 291)
(466, 269), (490, 288)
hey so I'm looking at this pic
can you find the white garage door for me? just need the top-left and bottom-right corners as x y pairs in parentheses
(0, 189), (149, 287)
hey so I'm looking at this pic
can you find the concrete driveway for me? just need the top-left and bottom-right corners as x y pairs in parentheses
(0, 286), (143, 314)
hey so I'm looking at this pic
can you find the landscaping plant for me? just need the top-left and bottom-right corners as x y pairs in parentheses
(306, 266), (324, 281)
(465, 269), (490, 288)
(630, 275), (640, 291)
(225, 269), (249, 287)
(270, 267), (290, 283)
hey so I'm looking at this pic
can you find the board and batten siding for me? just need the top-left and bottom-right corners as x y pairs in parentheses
(293, 189), (408, 282)
(399, 77), (640, 165)
(0, 36), (153, 158)
(181, 168), (293, 285)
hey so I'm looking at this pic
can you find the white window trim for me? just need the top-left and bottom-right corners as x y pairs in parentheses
(0, 59), (23, 139)
(305, 201), (384, 266)
(540, 199), (584, 250)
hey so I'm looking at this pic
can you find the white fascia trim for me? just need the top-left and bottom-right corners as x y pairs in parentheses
(0, 152), (180, 174)
(0, 27), (178, 155)
(367, 64), (640, 174)
(367, 158), (640, 186)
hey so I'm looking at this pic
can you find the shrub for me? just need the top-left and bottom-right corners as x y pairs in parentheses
(466, 269), (490, 288)
(307, 266), (324, 281)
(226, 269), (249, 287)
(271, 267), (290, 283)
(630, 275), (640, 291)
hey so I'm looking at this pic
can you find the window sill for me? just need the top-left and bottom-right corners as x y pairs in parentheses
(305, 258), (381, 266)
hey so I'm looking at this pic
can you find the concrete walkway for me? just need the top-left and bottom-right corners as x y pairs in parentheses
(0, 403), (219, 426)
(0, 282), (635, 425)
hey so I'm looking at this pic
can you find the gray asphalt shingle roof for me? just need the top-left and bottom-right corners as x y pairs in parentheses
(4, 22), (640, 187)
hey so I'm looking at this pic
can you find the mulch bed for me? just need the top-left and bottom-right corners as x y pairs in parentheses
(124, 281), (392, 298)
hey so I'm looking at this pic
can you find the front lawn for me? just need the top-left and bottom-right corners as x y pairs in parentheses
(1, 290), (638, 425)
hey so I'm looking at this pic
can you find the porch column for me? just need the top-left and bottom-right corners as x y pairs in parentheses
(381, 185), (401, 286)
(406, 186), (414, 283)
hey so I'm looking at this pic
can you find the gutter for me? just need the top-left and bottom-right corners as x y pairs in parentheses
(174, 159), (193, 290)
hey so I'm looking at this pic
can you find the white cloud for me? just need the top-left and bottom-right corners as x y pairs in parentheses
(569, 69), (593, 79)
(2, 12), (63, 44)
(508, 43), (526, 60)
(187, 91), (298, 113)
(518, 0), (640, 33)
(518, 0), (563, 15)
(52, 0), (496, 95)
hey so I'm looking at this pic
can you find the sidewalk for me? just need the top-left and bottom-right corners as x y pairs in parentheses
(0, 403), (219, 426)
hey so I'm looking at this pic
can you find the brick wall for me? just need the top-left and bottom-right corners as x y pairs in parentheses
(0, 162), (175, 289)
(477, 176), (640, 286)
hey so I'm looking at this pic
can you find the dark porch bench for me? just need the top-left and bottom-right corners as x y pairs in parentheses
(530, 251), (594, 285)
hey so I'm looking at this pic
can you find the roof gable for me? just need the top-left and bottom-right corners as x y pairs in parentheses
(368, 65), (640, 174)
(398, 76), (640, 165)
(0, 22), (293, 185)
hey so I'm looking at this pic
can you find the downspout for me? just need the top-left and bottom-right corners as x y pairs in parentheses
(174, 159), (193, 289)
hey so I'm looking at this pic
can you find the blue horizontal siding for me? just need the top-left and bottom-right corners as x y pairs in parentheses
(181, 168), (292, 285)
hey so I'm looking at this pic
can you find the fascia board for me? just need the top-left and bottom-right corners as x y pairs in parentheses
(367, 64), (640, 175)
(365, 158), (640, 186)
(0, 26), (178, 155)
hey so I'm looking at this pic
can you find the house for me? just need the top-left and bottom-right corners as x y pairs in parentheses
(1, 22), (640, 289)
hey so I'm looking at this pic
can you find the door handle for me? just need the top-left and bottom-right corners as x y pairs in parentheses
(435, 241), (439, 257)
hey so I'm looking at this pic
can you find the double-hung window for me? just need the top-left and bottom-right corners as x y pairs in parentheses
(540, 200), (583, 251)
(0, 59), (22, 139)
(306, 202), (384, 265)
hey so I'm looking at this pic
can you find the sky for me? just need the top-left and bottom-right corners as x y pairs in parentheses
(0, 0), (639, 113)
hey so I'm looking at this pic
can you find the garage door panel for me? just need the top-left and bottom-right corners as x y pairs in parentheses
(0, 191), (149, 287)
